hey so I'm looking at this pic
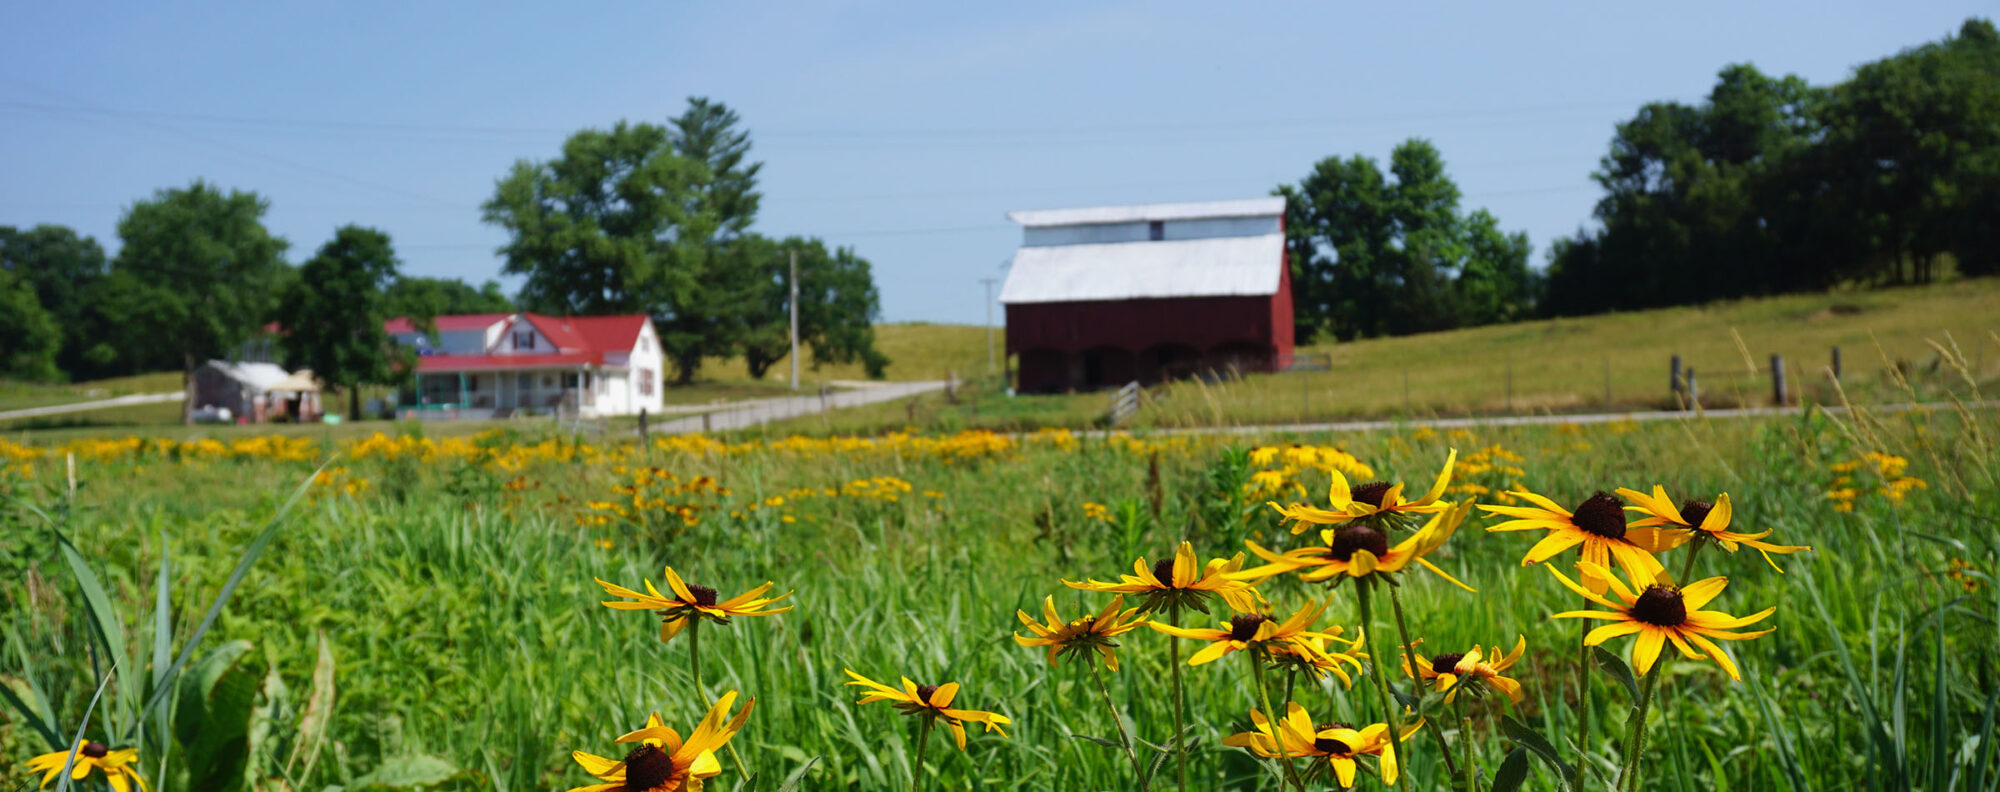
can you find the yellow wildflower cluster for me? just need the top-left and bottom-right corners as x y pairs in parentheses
(1826, 451), (1928, 511)
(310, 466), (369, 498)
(1244, 443), (1375, 500)
(581, 466), (727, 527)
(0, 434), (319, 464)
(1446, 445), (1527, 504)
(730, 476), (920, 522)
(1082, 501), (1114, 523)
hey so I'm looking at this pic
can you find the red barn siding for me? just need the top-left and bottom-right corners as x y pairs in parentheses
(1007, 282), (1295, 392)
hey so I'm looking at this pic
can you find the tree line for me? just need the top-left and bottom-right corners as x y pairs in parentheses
(1280, 18), (1998, 340)
(1544, 18), (1998, 315)
(0, 97), (889, 412)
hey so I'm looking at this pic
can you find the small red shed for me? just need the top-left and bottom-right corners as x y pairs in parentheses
(1000, 198), (1294, 393)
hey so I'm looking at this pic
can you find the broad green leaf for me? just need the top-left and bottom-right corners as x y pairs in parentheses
(0, 673), (63, 750)
(1593, 645), (1640, 703)
(1501, 714), (1577, 791)
(284, 631), (337, 785)
(347, 755), (460, 788)
(57, 531), (127, 673)
(1490, 747), (1532, 792)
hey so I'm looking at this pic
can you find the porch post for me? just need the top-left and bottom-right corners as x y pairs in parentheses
(458, 372), (467, 408)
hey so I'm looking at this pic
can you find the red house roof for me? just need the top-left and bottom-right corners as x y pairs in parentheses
(391, 312), (653, 373)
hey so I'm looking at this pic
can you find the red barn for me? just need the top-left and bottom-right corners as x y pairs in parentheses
(1000, 197), (1294, 393)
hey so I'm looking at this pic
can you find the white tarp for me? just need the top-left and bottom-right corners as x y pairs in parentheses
(999, 233), (1283, 304)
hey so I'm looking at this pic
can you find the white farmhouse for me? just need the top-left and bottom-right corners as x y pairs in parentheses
(387, 312), (665, 418)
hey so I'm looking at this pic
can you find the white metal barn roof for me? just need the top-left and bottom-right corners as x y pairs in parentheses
(999, 234), (1284, 304)
(1006, 197), (1285, 228)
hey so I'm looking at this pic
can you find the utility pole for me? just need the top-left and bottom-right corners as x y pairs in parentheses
(789, 250), (799, 391)
(979, 277), (1000, 375)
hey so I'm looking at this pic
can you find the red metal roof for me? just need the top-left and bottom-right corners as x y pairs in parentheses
(384, 313), (513, 334)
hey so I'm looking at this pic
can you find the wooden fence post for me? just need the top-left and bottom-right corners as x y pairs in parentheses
(1770, 354), (1787, 406)
(1831, 346), (1843, 381)
(1686, 367), (1699, 410)
(702, 412), (712, 433)
(1670, 355), (1683, 403)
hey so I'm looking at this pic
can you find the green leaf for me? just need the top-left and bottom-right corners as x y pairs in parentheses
(0, 674), (63, 750)
(1071, 734), (1123, 749)
(1593, 645), (1640, 703)
(177, 642), (263, 792)
(1490, 747), (1532, 792)
(774, 756), (820, 792)
(57, 531), (127, 671)
(1500, 714), (1577, 790)
(284, 630), (337, 785)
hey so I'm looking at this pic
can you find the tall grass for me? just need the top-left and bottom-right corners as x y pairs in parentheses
(2, 406), (1996, 789)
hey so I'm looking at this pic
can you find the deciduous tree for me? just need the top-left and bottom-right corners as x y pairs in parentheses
(279, 226), (408, 420)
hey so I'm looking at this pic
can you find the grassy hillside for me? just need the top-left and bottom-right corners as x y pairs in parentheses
(761, 278), (2000, 435)
(698, 322), (991, 384)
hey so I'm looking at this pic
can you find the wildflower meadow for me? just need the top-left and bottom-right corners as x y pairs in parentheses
(2, 400), (1995, 791)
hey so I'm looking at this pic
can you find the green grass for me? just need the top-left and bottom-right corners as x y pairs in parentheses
(0, 371), (184, 412)
(3, 403), (1996, 790)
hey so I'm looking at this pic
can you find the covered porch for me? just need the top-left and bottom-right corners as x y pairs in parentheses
(411, 367), (610, 416)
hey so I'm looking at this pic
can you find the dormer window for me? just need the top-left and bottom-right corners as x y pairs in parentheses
(1148, 220), (1164, 241)
(513, 330), (535, 350)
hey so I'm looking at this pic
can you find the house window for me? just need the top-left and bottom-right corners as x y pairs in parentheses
(562, 373), (579, 389)
(1148, 220), (1164, 241)
(517, 373), (531, 390)
(639, 368), (656, 397)
(513, 330), (535, 350)
(638, 336), (649, 352)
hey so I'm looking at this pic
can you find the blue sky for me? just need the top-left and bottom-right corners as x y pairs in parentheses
(1, 2), (1988, 324)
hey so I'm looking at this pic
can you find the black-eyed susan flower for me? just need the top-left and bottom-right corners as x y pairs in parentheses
(1222, 703), (1417, 788)
(1013, 594), (1149, 671)
(596, 566), (793, 642)
(1267, 629), (1368, 687)
(1238, 501), (1476, 591)
(1269, 449), (1457, 533)
(843, 670), (1012, 750)
(1149, 599), (1343, 666)
(1550, 562), (1775, 680)
(566, 691), (752, 792)
(1400, 636), (1527, 703)
(25, 741), (147, 791)
(1063, 541), (1259, 614)
(1618, 487), (1811, 572)
(1480, 489), (1680, 594)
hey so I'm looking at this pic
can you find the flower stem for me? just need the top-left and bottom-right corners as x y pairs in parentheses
(1620, 660), (1663, 791)
(1249, 650), (1304, 791)
(1169, 600), (1190, 792)
(1357, 580), (1407, 788)
(911, 716), (934, 792)
(1575, 620), (1591, 792)
(689, 618), (703, 696)
(1386, 578), (1465, 783)
(1092, 664), (1152, 792)
(1457, 700), (1478, 792)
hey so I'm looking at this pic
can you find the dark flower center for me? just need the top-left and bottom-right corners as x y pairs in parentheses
(1630, 586), (1688, 627)
(1327, 524), (1389, 562)
(81, 742), (108, 759)
(1229, 613), (1273, 642)
(1680, 499), (1714, 528)
(1571, 492), (1628, 540)
(1313, 725), (1353, 755)
(916, 684), (941, 704)
(622, 743), (678, 791)
(1431, 653), (1465, 674)
(1153, 558), (1179, 587)
(685, 584), (718, 607)
(1351, 481), (1396, 509)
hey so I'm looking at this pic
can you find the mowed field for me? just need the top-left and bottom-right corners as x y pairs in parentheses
(2, 400), (1994, 790)
(764, 279), (2000, 436)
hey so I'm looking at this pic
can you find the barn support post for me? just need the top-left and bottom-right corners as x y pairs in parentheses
(1771, 355), (1788, 406)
